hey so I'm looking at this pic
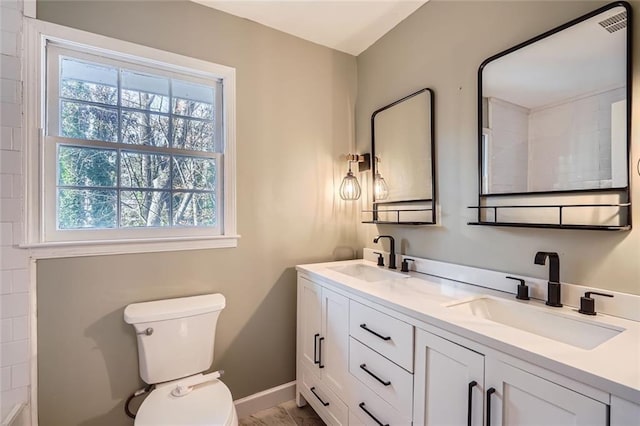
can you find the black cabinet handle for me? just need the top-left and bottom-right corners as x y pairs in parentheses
(486, 387), (496, 426)
(467, 381), (477, 426)
(310, 387), (329, 407)
(358, 402), (389, 426)
(360, 323), (391, 341)
(313, 333), (319, 365)
(318, 337), (325, 368)
(360, 364), (391, 386)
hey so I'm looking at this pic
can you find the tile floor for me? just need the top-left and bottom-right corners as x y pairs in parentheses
(239, 399), (324, 425)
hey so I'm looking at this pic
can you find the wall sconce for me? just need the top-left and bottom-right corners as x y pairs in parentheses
(339, 153), (370, 201)
(373, 156), (389, 200)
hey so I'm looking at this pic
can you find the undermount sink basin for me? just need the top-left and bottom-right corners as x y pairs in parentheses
(328, 264), (409, 283)
(446, 296), (624, 350)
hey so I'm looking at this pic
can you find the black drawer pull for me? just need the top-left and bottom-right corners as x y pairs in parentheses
(360, 363), (391, 386)
(318, 337), (325, 368)
(359, 402), (389, 426)
(310, 386), (329, 406)
(467, 381), (477, 426)
(313, 333), (320, 364)
(360, 323), (391, 341)
(486, 387), (496, 426)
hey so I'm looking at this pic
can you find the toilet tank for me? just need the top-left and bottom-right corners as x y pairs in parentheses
(124, 294), (226, 384)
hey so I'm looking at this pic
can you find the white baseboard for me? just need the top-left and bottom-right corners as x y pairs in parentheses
(233, 381), (296, 419)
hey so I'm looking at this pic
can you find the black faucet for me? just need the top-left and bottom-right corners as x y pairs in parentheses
(373, 235), (396, 269)
(534, 251), (562, 307)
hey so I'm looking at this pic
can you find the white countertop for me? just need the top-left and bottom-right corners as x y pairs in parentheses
(296, 259), (640, 403)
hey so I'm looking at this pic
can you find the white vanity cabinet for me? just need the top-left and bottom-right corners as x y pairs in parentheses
(347, 300), (414, 426)
(414, 329), (608, 426)
(297, 276), (350, 424)
(296, 264), (638, 426)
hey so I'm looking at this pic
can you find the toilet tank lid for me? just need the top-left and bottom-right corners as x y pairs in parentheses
(124, 294), (226, 324)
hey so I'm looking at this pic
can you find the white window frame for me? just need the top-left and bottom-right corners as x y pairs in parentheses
(22, 19), (238, 258)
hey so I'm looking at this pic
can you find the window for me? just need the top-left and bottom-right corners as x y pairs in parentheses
(24, 20), (237, 253)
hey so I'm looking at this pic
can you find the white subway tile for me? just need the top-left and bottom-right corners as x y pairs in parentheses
(0, 318), (11, 342)
(10, 269), (27, 293)
(11, 127), (21, 149)
(10, 363), (27, 388)
(0, 126), (12, 150)
(0, 31), (18, 57)
(0, 340), (27, 366)
(0, 174), (13, 198)
(0, 150), (20, 174)
(10, 221), (21, 245)
(0, 78), (19, 103)
(0, 0), (21, 11)
(0, 366), (10, 391)
(0, 386), (28, 421)
(11, 175), (21, 199)
(0, 247), (27, 270)
(0, 222), (12, 246)
(0, 197), (21, 222)
(0, 102), (20, 127)
(0, 7), (21, 34)
(0, 292), (27, 318)
(0, 270), (11, 294)
(0, 54), (20, 81)
(10, 316), (26, 340)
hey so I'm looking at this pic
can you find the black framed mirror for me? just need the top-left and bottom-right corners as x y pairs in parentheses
(365, 88), (436, 225)
(472, 1), (632, 230)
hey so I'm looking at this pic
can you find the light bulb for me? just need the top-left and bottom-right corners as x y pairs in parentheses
(374, 172), (389, 200)
(340, 170), (361, 200)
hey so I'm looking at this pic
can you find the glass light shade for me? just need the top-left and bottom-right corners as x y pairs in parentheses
(374, 173), (389, 200)
(339, 171), (361, 200)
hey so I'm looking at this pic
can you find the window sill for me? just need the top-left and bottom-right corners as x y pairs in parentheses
(20, 235), (240, 259)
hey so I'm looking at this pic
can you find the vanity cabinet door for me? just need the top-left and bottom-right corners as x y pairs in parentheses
(321, 287), (349, 397)
(486, 358), (608, 426)
(413, 330), (485, 426)
(298, 277), (323, 378)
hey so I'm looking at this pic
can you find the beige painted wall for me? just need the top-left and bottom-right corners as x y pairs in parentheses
(356, 0), (640, 295)
(35, 1), (358, 425)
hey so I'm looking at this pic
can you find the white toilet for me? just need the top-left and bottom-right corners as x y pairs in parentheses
(124, 293), (238, 426)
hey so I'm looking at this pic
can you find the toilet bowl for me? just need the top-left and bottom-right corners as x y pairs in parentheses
(135, 377), (237, 426)
(124, 294), (238, 426)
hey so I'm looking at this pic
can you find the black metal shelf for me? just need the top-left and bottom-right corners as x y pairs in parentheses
(468, 222), (630, 231)
(468, 203), (631, 231)
(362, 207), (435, 225)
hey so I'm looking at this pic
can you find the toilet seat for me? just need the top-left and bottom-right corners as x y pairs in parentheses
(135, 379), (237, 426)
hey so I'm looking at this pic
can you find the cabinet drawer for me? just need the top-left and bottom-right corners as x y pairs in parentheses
(349, 337), (413, 417)
(348, 375), (411, 426)
(349, 300), (414, 371)
(299, 364), (348, 426)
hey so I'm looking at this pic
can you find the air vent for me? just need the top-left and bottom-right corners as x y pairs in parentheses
(598, 11), (627, 33)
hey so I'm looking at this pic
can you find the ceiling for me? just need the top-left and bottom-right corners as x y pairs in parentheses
(484, 5), (627, 109)
(191, 0), (428, 56)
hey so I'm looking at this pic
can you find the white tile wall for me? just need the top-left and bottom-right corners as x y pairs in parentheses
(528, 87), (625, 192)
(0, 0), (31, 421)
(488, 97), (529, 193)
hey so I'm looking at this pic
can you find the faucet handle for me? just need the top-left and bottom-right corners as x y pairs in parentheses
(506, 276), (529, 300)
(373, 252), (385, 267)
(579, 291), (613, 316)
(401, 258), (415, 273)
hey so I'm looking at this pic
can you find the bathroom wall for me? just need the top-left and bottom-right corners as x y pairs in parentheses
(35, 1), (357, 425)
(356, 0), (640, 294)
(0, 0), (32, 422)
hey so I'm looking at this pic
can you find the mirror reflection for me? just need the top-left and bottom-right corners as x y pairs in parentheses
(480, 3), (629, 195)
(370, 88), (435, 224)
(373, 88), (434, 201)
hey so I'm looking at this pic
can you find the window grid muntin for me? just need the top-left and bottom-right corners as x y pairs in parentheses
(54, 54), (220, 232)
